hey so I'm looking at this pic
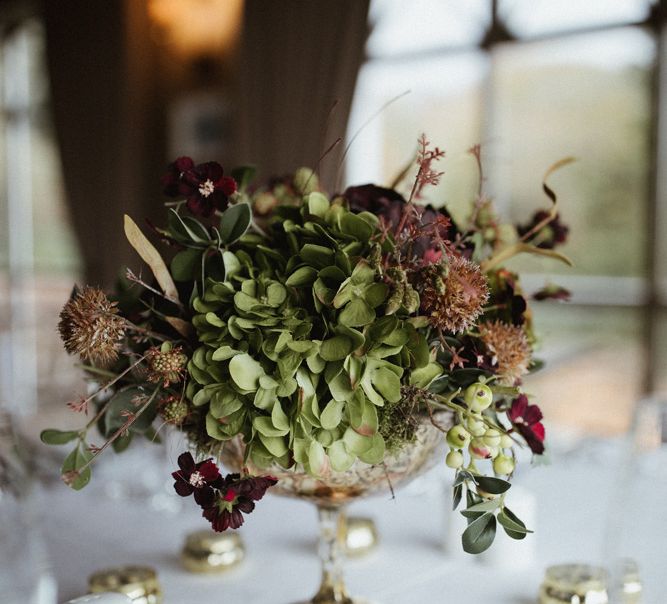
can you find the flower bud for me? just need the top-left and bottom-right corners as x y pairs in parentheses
(464, 383), (493, 413)
(446, 425), (471, 449)
(446, 450), (464, 469)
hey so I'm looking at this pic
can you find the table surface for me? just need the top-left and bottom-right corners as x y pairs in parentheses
(27, 434), (666, 604)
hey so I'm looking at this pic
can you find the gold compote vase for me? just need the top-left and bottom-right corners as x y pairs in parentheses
(221, 413), (450, 604)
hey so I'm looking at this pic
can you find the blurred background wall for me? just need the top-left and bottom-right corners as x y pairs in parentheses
(0, 0), (665, 437)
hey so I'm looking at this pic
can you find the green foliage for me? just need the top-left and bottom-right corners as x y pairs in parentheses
(103, 387), (157, 437)
(184, 197), (437, 474)
(452, 469), (532, 554)
(40, 429), (79, 445)
(61, 444), (93, 490)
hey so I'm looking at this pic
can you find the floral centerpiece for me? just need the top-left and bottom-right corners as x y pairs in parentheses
(43, 136), (571, 556)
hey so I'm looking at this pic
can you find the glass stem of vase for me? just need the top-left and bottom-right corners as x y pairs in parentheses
(312, 504), (352, 604)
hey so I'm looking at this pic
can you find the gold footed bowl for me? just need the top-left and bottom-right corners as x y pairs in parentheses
(220, 414), (450, 604)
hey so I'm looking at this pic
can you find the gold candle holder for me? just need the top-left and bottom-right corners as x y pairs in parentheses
(88, 566), (162, 604)
(539, 564), (608, 604)
(343, 515), (378, 557)
(180, 530), (245, 573)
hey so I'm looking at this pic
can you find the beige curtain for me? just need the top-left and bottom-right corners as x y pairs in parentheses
(44, 0), (370, 285)
(236, 0), (370, 192)
(43, 0), (165, 288)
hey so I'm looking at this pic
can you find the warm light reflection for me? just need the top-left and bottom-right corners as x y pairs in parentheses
(148, 0), (244, 58)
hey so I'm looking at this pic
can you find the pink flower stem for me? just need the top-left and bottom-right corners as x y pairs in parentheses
(82, 354), (148, 431)
(74, 385), (160, 477)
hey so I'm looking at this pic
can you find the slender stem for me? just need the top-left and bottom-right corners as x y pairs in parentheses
(311, 505), (352, 604)
(83, 355), (147, 430)
(75, 386), (161, 477)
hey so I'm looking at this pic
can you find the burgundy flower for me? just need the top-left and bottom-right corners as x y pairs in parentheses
(507, 395), (545, 455)
(344, 184), (463, 262)
(171, 452), (221, 506)
(517, 210), (569, 249)
(488, 269), (528, 326)
(162, 156), (194, 197)
(533, 284), (571, 302)
(201, 473), (278, 532)
(162, 157), (237, 217)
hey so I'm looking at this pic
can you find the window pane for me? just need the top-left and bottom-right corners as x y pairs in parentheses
(0, 21), (82, 416)
(487, 28), (654, 289)
(525, 304), (644, 435)
(346, 52), (486, 217)
(367, 0), (490, 58)
(501, 0), (651, 38)
(657, 310), (667, 396)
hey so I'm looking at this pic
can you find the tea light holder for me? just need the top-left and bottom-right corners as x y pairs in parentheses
(539, 564), (608, 604)
(66, 594), (132, 604)
(88, 566), (162, 604)
(180, 530), (245, 573)
(343, 516), (378, 557)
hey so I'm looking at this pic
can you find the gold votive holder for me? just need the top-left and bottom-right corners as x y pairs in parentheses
(88, 566), (162, 604)
(181, 530), (245, 573)
(343, 516), (378, 557)
(539, 564), (608, 604)
(616, 559), (642, 604)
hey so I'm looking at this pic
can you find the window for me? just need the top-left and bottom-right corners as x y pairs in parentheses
(347, 0), (666, 435)
(0, 17), (82, 417)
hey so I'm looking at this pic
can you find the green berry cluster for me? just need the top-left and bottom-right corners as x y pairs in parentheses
(444, 382), (515, 476)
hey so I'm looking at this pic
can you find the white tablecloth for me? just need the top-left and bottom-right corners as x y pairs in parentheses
(29, 435), (666, 603)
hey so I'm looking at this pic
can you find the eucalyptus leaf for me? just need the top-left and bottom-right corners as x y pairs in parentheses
(219, 202), (252, 244)
(112, 432), (133, 453)
(452, 484), (463, 511)
(462, 512), (497, 554)
(498, 507), (532, 540)
(474, 475), (511, 495)
(104, 387), (156, 436)
(61, 446), (93, 490)
(171, 248), (202, 281)
(40, 429), (79, 446)
(123, 215), (179, 302)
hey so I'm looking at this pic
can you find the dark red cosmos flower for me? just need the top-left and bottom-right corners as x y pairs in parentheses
(517, 210), (569, 250)
(201, 473), (278, 532)
(508, 394), (545, 455)
(171, 452), (221, 506)
(162, 156), (237, 217)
